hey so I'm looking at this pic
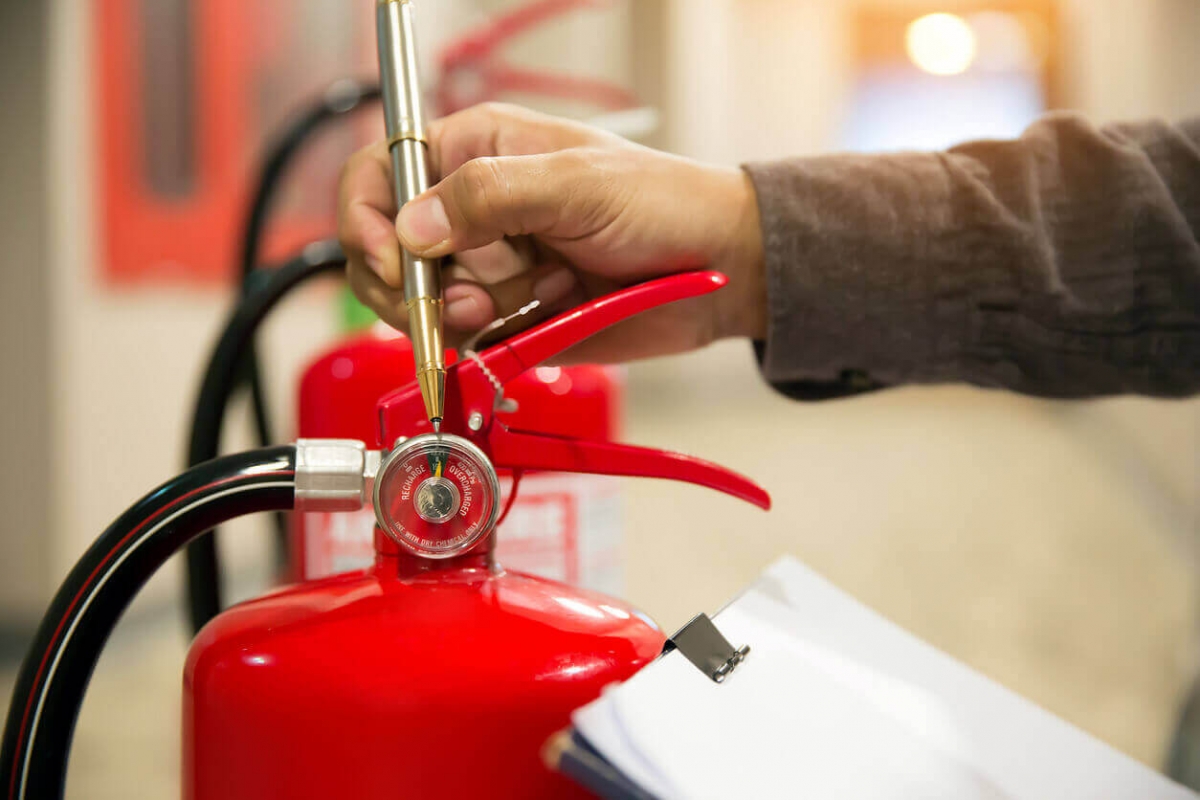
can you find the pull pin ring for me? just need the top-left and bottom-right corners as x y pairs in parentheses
(461, 300), (541, 414)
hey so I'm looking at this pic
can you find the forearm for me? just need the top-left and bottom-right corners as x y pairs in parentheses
(744, 112), (1200, 399)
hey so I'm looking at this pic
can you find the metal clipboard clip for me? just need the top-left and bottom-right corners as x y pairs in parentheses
(662, 613), (750, 684)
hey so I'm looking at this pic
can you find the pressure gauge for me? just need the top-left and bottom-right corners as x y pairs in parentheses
(373, 433), (500, 559)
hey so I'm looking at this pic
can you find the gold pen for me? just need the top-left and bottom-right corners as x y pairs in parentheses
(375, 0), (445, 429)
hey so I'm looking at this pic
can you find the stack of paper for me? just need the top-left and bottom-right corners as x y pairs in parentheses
(562, 556), (1194, 799)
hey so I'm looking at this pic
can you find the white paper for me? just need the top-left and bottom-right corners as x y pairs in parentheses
(572, 556), (1194, 800)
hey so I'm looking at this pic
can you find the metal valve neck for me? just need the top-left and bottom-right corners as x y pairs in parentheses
(373, 526), (497, 581)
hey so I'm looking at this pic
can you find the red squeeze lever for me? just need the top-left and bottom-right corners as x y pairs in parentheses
(377, 271), (771, 510)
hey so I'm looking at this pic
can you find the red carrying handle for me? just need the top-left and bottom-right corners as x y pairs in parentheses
(480, 271), (729, 385)
(377, 271), (771, 511)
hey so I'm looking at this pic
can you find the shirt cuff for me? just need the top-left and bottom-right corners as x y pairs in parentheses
(741, 153), (986, 399)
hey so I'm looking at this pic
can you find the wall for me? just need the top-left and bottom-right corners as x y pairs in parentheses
(1062, 0), (1200, 122)
(46, 0), (342, 614)
(0, 0), (52, 626)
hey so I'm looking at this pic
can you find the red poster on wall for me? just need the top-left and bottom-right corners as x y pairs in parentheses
(95, 0), (378, 285)
(95, 0), (640, 286)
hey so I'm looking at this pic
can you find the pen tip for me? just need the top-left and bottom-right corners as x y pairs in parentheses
(431, 418), (442, 433)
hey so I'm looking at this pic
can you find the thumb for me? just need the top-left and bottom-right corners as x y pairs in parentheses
(396, 151), (612, 258)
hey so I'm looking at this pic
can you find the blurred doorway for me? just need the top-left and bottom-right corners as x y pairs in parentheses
(845, 2), (1060, 152)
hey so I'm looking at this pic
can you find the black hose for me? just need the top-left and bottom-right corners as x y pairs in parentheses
(232, 270), (291, 567)
(184, 241), (346, 634)
(188, 81), (380, 621)
(237, 79), (380, 458)
(0, 446), (297, 800)
(241, 80), (380, 566)
(240, 80), (380, 284)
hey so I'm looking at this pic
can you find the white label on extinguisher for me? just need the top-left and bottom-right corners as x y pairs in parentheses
(495, 473), (623, 596)
(301, 473), (623, 595)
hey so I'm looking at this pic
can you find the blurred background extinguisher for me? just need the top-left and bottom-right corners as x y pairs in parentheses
(293, 324), (628, 595)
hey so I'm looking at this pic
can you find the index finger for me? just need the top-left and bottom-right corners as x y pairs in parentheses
(337, 141), (403, 287)
(427, 102), (608, 180)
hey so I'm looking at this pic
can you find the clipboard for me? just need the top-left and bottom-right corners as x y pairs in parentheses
(548, 556), (1196, 800)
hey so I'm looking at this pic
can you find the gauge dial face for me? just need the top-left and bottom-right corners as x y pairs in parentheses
(374, 434), (499, 558)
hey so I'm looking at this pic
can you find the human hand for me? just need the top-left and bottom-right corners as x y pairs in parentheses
(338, 102), (765, 363)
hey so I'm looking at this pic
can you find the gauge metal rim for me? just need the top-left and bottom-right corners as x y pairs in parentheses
(372, 432), (501, 558)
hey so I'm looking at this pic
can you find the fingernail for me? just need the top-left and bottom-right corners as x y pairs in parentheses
(533, 269), (578, 306)
(397, 195), (451, 250)
(446, 295), (480, 326)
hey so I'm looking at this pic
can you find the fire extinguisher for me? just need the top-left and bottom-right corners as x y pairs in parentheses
(294, 325), (626, 592)
(0, 268), (770, 799)
(178, 78), (632, 639)
(176, 0), (658, 634)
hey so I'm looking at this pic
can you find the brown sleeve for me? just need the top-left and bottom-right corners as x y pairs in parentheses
(742, 112), (1200, 399)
